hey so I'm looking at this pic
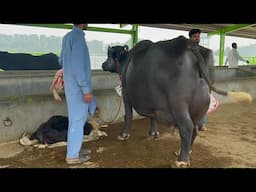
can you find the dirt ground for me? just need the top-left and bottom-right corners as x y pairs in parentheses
(0, 101), (256, 168)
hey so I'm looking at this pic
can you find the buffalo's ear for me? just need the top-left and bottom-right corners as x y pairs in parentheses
(123, 45), (129, 51)
(107, 46), (112, 54)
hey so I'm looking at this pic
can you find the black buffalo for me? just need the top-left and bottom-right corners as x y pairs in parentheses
(102, 36), (251, 167)
(0, 51), (61, 70)
(30, 115), (92, 144)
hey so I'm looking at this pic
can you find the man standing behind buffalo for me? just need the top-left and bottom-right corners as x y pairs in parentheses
(59, 23), (96, 164)
(189, 28), (207, 131)
(225, 42), (249, 68)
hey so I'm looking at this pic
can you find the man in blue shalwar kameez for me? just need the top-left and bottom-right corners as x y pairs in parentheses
(59, 23), (97, 164)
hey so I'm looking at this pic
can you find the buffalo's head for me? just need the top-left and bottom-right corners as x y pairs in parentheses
(102, 45), (129, 74)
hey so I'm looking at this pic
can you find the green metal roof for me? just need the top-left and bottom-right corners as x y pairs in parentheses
(140, 24), (256, 39)
(19, 23), (256, 39)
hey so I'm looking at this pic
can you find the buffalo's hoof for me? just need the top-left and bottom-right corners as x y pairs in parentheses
(170, 127), (177, 136)
(173, 150), (192, 157)
(117, 133), (130, 141)
(94, 107), (100, 118)
(149, 131), (160, 139)
(19, 132), (39, 146)
(174, 160), (190, 168)
(33, 144), (48, 149)
(88, 120), (99, 130)
(200, 126), (207, 131)
(173, 150), (180, 157)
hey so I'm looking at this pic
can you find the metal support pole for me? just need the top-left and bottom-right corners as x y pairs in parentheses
(219, 32), (225, 66)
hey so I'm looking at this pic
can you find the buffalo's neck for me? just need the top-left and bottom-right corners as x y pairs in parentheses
(118, 52), (129, 76)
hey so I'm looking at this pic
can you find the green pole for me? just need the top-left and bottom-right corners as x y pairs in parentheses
(131, 24), (139, 47)
(219, 32), (225, 66)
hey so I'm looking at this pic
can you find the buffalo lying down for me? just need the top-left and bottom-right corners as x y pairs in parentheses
(20, 115), (107, 148)
(102, 36), (252, 167)
(0, 51), (61, 70)
(30, 115), (92, 144)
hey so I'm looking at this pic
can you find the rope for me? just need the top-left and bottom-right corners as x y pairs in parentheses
(50, 69), (124, 125)
(96, 95), (123, 125)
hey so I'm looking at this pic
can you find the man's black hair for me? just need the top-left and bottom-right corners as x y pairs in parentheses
(232, 42), (237, 48)
(189, 29), (201, 38)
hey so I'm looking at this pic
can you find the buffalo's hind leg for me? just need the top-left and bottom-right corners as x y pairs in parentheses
(149, 117), (159, 138)
(188, 124), (198, 155)
(173, 107), (194, 168)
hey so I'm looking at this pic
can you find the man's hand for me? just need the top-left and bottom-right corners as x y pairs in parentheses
(84, 93), (93, 103)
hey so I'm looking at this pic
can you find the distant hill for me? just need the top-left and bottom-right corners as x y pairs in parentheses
(0, 34), (118, 55)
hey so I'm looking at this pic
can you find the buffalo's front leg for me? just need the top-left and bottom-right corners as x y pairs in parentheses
(118, 88), (132, 141)
(149, 117), (159, 138)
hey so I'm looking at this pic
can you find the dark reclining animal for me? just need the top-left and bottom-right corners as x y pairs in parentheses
(30, 115), (92, 144)
(0, 51), (61, 70)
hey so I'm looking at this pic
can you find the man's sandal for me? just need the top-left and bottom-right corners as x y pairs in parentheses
(66, 154), (91, 165)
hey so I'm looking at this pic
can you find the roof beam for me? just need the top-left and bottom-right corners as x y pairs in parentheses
(18, 23), (256, 39)
(19, 24), (133, 34)
(120, 24), (128, 28)
(87, 26), (132, 34)
(20, 24), (74, 30)
(207, 24), (255, 36)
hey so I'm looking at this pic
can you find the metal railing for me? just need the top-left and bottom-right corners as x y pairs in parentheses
(244, 56), (256, 65)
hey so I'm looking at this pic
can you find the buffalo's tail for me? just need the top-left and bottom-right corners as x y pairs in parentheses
(227, 91), (253, 103)
(192, 47), (253, 103)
